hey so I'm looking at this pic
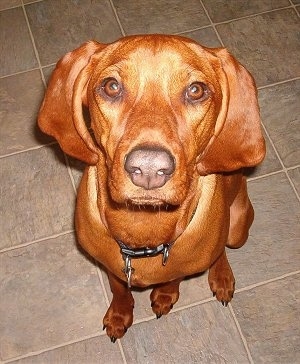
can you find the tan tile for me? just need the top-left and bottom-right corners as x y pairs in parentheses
(122, 301), (250, 363)
(9, 335), (124, 364)
(259, 80), (300, 168)
(202, 0), (290, 23)
(288, 167), (300, 197)
(0, 146), (75, 249)
(113, 0), (209, 35)
(0, 233), (107, 360)
(232, 274), (300, 363)
(25, 0), (122, 66)
(216, 9), (300, 87)
(180, 27), (222, 47)
(0, 0), (21, 11)
(228, 173), (300, 288)
(0, 7), (38, 76)
(0, 70), (51, 156)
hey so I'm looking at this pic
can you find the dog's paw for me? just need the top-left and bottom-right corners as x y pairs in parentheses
(150, 285), (180, 318)
(208, 275), (235, 306)
(103, 299), (134, 342)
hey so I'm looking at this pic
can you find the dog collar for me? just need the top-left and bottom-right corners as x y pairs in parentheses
(116, 240), (172, 288)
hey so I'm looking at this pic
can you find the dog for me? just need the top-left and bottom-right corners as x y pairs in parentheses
(38, 34), (266, 342)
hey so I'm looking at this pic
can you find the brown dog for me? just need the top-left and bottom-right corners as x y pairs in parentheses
(38, 34), (265, 342)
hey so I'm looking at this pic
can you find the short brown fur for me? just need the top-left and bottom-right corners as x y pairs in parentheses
(38, 35), (265, 341)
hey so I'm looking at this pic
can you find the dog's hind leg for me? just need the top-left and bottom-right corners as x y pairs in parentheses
(227, 175), (254, 249)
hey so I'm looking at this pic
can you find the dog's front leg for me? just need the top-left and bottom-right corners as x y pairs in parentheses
(208, 250), (235, 306)
(103, 272), (134, 342)
(150, 278), (182, 318)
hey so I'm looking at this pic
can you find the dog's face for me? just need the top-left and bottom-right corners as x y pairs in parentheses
(39, 35), (265, 207)
(86, 37), (225, 206)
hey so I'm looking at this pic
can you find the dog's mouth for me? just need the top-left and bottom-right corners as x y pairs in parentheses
(123, 197), (179, 212)
(108, 174), (189, 207)
(126, 196), (177, 208)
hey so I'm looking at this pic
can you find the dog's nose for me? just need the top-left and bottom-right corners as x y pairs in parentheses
(124, 147), (175, 190)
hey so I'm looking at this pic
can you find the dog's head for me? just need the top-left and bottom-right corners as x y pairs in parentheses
(38, 35), (265, 206)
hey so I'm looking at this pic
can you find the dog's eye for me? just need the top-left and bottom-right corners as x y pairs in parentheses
(186, 82), (210, 103)
(100, 78), (122, 99)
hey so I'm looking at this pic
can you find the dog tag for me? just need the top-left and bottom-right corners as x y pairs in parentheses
(122, 255), (135, 288)
(162, 244), (170, 266)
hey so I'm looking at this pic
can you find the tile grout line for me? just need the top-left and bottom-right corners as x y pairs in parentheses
(21, 0), (46, 87)
(2, 270), (299, 363)
(258, 119), (300, 201)
(247, 164), (300, 182)
(109, 0), (126, 36)
(63, 153), (78, 195)
(288, 0), (300, 17)
(1, 332), (106, 364)
(229, 304), (254, 364)
(0, 230), (75, 254)
(198, 0), (225, 46)
(132, 270), (300, 327)
(0, 142), (57, 159)
(235, 270), (300, 294)
(257, 76), (300, 90)
(210, 5), (295, 27)
(20, 0), (82, 198)
(0, 67), (42, 80)
(95, 267), (128, 364)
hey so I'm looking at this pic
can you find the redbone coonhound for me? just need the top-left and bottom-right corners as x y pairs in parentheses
(38, 35), (266, 342)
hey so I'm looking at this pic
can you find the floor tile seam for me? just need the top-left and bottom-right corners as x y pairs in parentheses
(285, 167), (300, 201)
(247, 165), (300, 183)
(109, 0), (126, 37)
(174, 24), (212, 36)
(257, 76), (300, 90)
(2, 272), (298, 363)
(63, 153), (78, 194)
(258, 119), (300, 201)
(0, 4), (20, 12)
(211, 5), (295, 27)
(22, 0), (43, 6)
(259, 120), (286, 169)
(228, 304), (254, 364)
(0, 230), (75, 254)
(130, 270), (300, 327)
(0, 67), (42, 80)
(132, 296), (215, 328)
(2, 273), (298, 363)
(289, 0), (300, 14)
(1, 331), (106, 364)
(198, 0), (225, 46)
(21, 2), (46, 86)
(0, 144), (54, 159)
(235, 270), (300, 294)
(94, 268), (128, 364)
(96, 267), (110, 309)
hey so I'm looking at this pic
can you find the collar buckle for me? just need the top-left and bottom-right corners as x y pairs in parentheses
(117, 241), (172, 288)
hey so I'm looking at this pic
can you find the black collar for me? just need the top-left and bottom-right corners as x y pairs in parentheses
(116, 240), (173, 287)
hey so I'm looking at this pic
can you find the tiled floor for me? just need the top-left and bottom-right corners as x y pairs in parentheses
(0, 0), (299, 363)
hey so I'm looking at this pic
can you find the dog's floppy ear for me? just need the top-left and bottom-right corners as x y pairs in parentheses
(197, 48), (266, 175)
(38, 41), (105, 164)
